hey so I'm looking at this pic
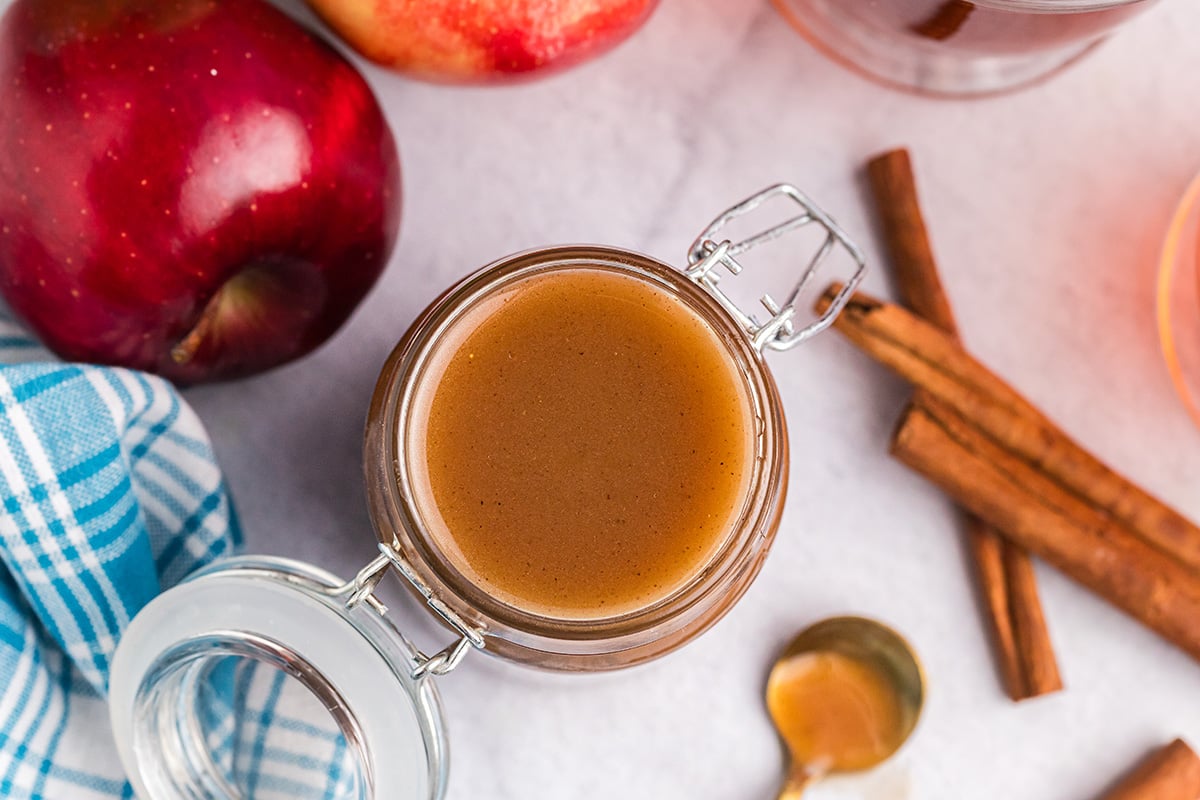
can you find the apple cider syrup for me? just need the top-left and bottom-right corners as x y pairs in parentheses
(407, 267), (757, 619)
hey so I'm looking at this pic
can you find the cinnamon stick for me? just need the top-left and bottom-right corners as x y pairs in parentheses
(866, 151), (955, 331)
(892, 396), (1200, 662)
(1097, 739), (1200, 800)
(866, 148), (1061, 701)
(814, 287), (1200, 574)
(967, 528), (1025, 698)
(1002, 545), (1062, 698)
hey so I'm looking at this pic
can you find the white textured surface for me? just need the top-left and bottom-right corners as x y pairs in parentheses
(102, 0), (1200, 796)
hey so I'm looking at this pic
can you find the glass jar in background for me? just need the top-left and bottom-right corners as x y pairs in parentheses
(107, 184), (867, 799)
(1158, 169), (1200, 430)
(774, 0), (1157, 97)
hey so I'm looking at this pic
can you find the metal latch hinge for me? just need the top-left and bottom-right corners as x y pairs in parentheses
(339, 543), (485, 679)
(687, 183), (867, 353)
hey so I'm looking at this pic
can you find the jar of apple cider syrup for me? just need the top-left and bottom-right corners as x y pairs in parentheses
(107, 185), (866, 799)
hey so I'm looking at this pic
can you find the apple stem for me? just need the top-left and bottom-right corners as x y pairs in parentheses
(170, 298), (221, 365)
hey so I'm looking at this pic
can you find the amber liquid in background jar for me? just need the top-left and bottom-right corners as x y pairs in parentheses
(774, 0), (1155, 96)
(407, 267), (757, 619)
(836, 0), (1147, 55)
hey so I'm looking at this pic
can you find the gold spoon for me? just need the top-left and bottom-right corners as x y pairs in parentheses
(766, 616), (925, 798)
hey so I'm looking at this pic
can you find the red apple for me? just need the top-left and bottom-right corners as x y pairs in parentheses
(305, 0), (659, 84)
(0, 0), (401, 383)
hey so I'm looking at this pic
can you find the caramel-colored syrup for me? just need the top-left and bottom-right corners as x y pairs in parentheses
(767, 651), (908, 776)
(407, 267), (756, 619)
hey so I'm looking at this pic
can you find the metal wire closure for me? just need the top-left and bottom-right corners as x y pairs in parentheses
(687, 184), (867, 353)
(335, 543), (485, 679)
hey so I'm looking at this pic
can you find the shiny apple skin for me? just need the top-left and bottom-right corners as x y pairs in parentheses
(0, 0), (401, 383)
(305, 0), (659, 85)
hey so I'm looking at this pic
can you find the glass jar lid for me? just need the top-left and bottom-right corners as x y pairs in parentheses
(108, 555), (450, 800)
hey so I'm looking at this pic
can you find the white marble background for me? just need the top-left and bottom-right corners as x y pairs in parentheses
(199, 1), (1200, 798)
(16, 0), (1200, 796)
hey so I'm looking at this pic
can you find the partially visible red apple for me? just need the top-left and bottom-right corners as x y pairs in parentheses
(306, 0), (659, 84)
(0, 0), (400, 383)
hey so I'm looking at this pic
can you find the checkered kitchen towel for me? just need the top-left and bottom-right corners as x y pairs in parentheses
(0, 316), (351, 799)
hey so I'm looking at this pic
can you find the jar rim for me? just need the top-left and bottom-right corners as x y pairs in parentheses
(363, 245), (790, 670)
(109, 557), (449, 800)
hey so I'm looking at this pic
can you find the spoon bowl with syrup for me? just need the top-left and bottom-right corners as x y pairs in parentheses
(766, 616), (925, 798)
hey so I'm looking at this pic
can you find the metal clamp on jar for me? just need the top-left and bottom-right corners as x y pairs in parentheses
(109, 184), (867, 800)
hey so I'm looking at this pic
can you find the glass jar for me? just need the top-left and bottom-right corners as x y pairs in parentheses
(108, 184), (866, 799)
(775, 0), (1157, 97)
(1158, 168), (1200, 430)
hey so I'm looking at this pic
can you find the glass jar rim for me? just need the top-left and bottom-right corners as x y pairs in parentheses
(1156, 168), (1200, 429)
(363, 245), (790, 669)
(969, 0), (1148, 11)
(108, 557), (449, 800)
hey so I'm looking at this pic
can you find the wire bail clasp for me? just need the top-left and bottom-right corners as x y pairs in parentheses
(339, 543), (486, 679)
(687, 184), (867, 353)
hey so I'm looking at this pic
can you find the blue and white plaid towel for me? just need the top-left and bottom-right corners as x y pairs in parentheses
(0, 317), (348, 799)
